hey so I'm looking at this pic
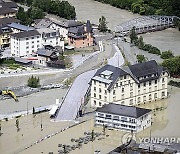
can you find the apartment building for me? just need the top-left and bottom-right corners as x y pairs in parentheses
(11, 28), (64, 57)
(0, 25), (12, 48)
(95, 103), (152, 132)
(11, 30), (41, 57)
(68, 20), (94, 48)
(90, 60), (169, 107)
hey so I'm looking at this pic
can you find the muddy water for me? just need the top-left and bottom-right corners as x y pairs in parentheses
(0, 88), (67, 114)
(141, 28), (180, 56)
(17, 87), (180, 154)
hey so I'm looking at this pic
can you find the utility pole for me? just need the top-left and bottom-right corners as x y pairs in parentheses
(41, 115), (43, 131)
(27, 101), (28, 115)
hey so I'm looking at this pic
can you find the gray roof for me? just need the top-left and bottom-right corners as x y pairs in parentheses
(36, 48), (54, 57)
(34, 18), (52, 29)
(0, 7), (16, 15)
(96, 103), (151, 118)
(11, 30), (40, 38)
(0, 2), (18, 9)
(8, 23), (35, 31)
(92, 60), (167, 90)
(0, 17), (20, 26)
(68, 26), (87, 38)
(0, 25), (12, 35)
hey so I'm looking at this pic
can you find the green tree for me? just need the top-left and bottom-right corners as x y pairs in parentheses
(136, 54), (146, 63)
(161, 50), (174, 59)
(130, 26), (138, 44)
(137, 36), (144, 49)
(28, 7), (45, 20)
(162, 56), (180, 76)
(98, 16), (108, 32)
(27, 75), (40, 88)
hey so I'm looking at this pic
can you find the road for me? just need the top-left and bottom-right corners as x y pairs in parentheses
(56, 42), (124, 121)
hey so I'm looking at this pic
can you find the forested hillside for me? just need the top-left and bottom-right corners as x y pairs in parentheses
(95, 0), (180, 17)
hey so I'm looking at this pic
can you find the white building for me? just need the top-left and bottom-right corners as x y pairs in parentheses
(95, 103), (152, 133)
(36, 28), (64, 49)
(11, 28), (64, 57)
(34, 18), (82, 41)
(90, 60), (169, 107)
(11, 30), (41, 57)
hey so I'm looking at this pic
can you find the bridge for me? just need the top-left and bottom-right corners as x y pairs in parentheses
(114, 15), (180, 36)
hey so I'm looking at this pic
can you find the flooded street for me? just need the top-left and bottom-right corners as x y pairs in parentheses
(0, 88), (67, 114)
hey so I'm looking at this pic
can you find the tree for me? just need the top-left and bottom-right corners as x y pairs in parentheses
(130, 26), (138, 44)
(161, 50), (174, 59)
(136, 54), (146, 63)
(27, 75), (40, 88)
(162, 56), (180, 76)
(98, 16), (108, 32)
(138, 36), (144, 49)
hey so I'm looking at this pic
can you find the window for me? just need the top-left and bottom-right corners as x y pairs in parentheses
(99, 88), (101, 93)
(130, 92), (133, 97)
(37, 40), (39, 43)
(155, 80), (157, 84)
(104, 96), (107, 101)
(99, 102), (102, 106)
(113, 96), (116, 101)
(162, 84), (165, 89)
(154, 93), (157, 98)
(32, 45), (34, 48)
(138, 90), (140, 95)
(37, 45), (39, 48)
(116, 83), (118, 87)
(149, 81), (151, 86)
(122, 88), (124, 93)
(31, 37), (34, 39)
(105, 84), (107, 88)
(99, 95), (101, 99)
(98, 113), (104, 117)
(124, 75), (126, 79)
(94, 100), (96, 105)
(113, 116), (119, 121)
(26, 46), (29, 49)
(162, 91), (165, 97)
(113, 90), (116, 95)
(162, 78), (165, 83)
(26, 38), (29, 40)
(106, 114), (111, 119)
(138, 97), (141, 103)
(121, 94), (124, 99)
(144, 82), (146, 87)
(155, 86), (157, 90)
(94, 93), (96, 98)
(149, 94), (151, 100)
(94, 87), (96, 91)
(37, 36), (40, 39)
(26, 42), (29, 45)
(130, 99), (133, 105)
(105, 90), (107, 94)
(32, 41), (34, 44)
(26, 51), (29, 54)
(94, 80), (96, 85)
(143, 96), (146, 101)
(149, 87), (151, 92)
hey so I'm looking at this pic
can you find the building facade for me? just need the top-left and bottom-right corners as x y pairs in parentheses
(90, 60), (169, 107)
(11, 30), (41, 57)
(0, 25), (12, 48)
(95, 103), (152, 133)
(68, 20), (94, 48)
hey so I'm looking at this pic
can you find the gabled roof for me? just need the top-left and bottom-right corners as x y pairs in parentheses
(34, 18), (52, 29)
(92, 64), (128, 90)
(0, 25), (12, 35)
(0, 2), (18, 9)
(91, 60), (167, 90)
(0, 7), (16, 15)
(0, 17), (20, 26)
(96, 103), (151, 118)
(36, 48), (55, 57)
(8, 23), (35, 31)
(11, 30), (40, 38)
